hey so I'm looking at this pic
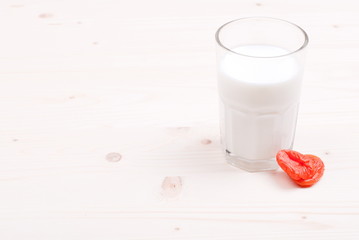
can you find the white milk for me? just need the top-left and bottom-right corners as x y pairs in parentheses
(218, 45), (303, 166)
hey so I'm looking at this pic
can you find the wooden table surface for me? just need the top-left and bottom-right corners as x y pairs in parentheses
(1, 0), (359, 239)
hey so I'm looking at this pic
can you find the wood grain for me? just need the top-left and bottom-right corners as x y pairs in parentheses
(0, 0), (359, 239)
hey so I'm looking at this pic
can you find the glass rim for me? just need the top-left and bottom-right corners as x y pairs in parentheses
(215, 17), (309, 58)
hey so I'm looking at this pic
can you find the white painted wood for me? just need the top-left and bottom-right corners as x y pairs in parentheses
(0, 0), (359, 239)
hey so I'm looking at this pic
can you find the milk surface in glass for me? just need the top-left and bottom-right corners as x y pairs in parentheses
(218, 45), (303, 170)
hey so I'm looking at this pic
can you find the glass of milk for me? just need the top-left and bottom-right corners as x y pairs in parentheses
(215, 17), (308, 172)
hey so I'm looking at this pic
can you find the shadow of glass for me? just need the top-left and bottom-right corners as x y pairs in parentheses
(269, 171), (298, 189)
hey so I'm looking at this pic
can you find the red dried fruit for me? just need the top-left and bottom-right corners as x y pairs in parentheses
(276, 149), (325, 187)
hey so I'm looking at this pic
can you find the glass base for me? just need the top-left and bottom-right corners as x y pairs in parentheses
(225, 151), (278, 172)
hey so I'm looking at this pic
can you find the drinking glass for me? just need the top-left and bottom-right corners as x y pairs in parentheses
(215, 17), (308, 172)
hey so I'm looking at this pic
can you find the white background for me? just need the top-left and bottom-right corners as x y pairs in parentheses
(0, 0), (358, 239)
